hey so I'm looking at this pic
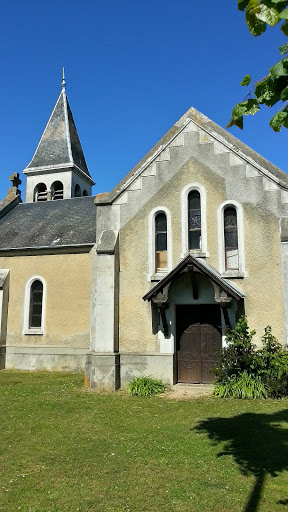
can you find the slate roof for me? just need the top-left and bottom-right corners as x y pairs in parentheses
(0, 196), (96, 251)
(23, 87), (94, 183)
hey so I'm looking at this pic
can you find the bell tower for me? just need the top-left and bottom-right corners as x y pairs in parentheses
(23, 70), (95, 203)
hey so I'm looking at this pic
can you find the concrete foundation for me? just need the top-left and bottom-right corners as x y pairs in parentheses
(85, 352), (120, 390)
(4, 346), (88, 372)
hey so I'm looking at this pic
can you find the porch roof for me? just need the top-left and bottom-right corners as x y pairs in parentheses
(142, 254), (245, 302)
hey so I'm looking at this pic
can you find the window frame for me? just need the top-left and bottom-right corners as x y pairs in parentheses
(148, 207), (172, 281)
(217, 200), (246, 278)
(181, 183), (208, 258)
(23, 276), (46, 335)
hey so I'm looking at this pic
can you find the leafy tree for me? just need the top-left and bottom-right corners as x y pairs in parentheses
(227, 0), (288, 132)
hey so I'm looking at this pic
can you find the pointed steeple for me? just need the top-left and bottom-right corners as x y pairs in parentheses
(24, 76), (93, 181)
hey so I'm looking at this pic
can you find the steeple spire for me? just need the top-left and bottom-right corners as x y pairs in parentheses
(23, 76), (95, 202)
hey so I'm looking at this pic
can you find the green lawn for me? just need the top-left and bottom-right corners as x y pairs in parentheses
(0, 372), (288, 512)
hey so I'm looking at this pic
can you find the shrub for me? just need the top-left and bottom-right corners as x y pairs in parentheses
(128, 376), (166, 396)
(214, 319), (288, 398)
(213, 371), (267, 399)
(214, 316), (257, 382)
(257, 326), (288, 398)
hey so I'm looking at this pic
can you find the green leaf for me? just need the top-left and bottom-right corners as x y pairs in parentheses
(280, 85), (288, 98)
(270, 57), (288, 77)
(232, 99), (260, 116)
(279, 42), (288, 54)
(256, 5), (280, 26)
(226, 116), (244, 130)
(269, 111), (288, 131)
(279, 7), (288, 17)
(281, 19), (288, 33)
(238, 0), (250, 9)
(255, 76), (278, 104)
(241, 74), (251, 86)
(246, 0), (267, 35)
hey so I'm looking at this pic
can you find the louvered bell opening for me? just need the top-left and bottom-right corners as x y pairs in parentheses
(52, 181), (64, 200)
(36, 191), (48, 202)
(188, 191), (201, 250)
(53, 190), (64, 200)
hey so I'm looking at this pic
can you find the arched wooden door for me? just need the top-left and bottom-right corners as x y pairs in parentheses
(176, 305), (222, 384)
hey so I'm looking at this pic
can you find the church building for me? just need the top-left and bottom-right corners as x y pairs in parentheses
(1, 76), (288, 390)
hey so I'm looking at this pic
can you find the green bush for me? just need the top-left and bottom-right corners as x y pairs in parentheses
(213, 371), (267, 399)
(214, 316), (257, 382)
(128, 376), (166, 396)
(257, 326), (288, 398)
(214, 318), (288, 399)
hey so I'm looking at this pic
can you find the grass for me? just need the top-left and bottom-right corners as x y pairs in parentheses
(0, 372), (288, 511)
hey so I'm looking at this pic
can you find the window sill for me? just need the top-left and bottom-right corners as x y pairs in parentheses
(23, 329), (44, 336)
(181, 251), (209, 259)
(150, 270), (169, 282)
(221, 270), (247, 279)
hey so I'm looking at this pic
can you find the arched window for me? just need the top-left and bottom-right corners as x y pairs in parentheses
(34, 183), (47, 202)
(155, 213), (167, 270)
(181, 184), (207, 258)
(51, 181), (64, 200)
(83, 189), (88, 196)
(148, 207), (172, 280)
(217, 200), (246, 277)
(224, 207), (239, 270)
(29, 280), (43, 329)
(188, 190), (201, 250)
(74, 184), (81, 197)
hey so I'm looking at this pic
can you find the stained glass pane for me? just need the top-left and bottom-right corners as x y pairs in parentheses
(224, 228), (238, 250)
(189, 230), (201, 250)
(224, 208), (237, 228)
(155, 213), (167, 232)
(189, 210), (201, 229)
(156, 233), (167, 251)
(188, 191), (200, 209)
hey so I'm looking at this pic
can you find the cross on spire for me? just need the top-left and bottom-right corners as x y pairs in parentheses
(9, 172), (21, 188)
(62, 67), (65, 90)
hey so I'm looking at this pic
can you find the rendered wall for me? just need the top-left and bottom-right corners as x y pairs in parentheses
(0, 252), (91, 371)
(118, 154), (285, 354)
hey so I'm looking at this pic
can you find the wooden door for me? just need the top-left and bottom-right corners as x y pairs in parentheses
(176, 305), (221, 384)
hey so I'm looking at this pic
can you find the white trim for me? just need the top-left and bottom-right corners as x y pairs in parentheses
(217, 200), (247, 278)
(180, 183), (208, 258)
(148, 207), (172, 281)
(23, 276), (47, 335)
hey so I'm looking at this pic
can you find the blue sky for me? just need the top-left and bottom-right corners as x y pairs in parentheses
(0, 0), (287, 199)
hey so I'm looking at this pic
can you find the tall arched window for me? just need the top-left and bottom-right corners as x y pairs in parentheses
(155, 213), (167, 270)
(51, 181), (64, 200)
(83, 189), (88, 196)
(224, 206), (239, 270)
(34, 183), (47, 202)
(188, 190), (201, 250)
(29, 280), (43, 328)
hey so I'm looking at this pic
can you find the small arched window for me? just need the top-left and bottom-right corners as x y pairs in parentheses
(224, 207), (239, 270)
(83, 189), (88, 196)
(188, 190), (201, 250)
(74, 184), (81, 197)
(51, 181), (64, 200)
(29, 280), (43, 328)
(34, 183), (47, 202)
(155, 213), (167, 271)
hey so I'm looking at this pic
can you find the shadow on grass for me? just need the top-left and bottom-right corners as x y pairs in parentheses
(194, 408), (288, 512)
